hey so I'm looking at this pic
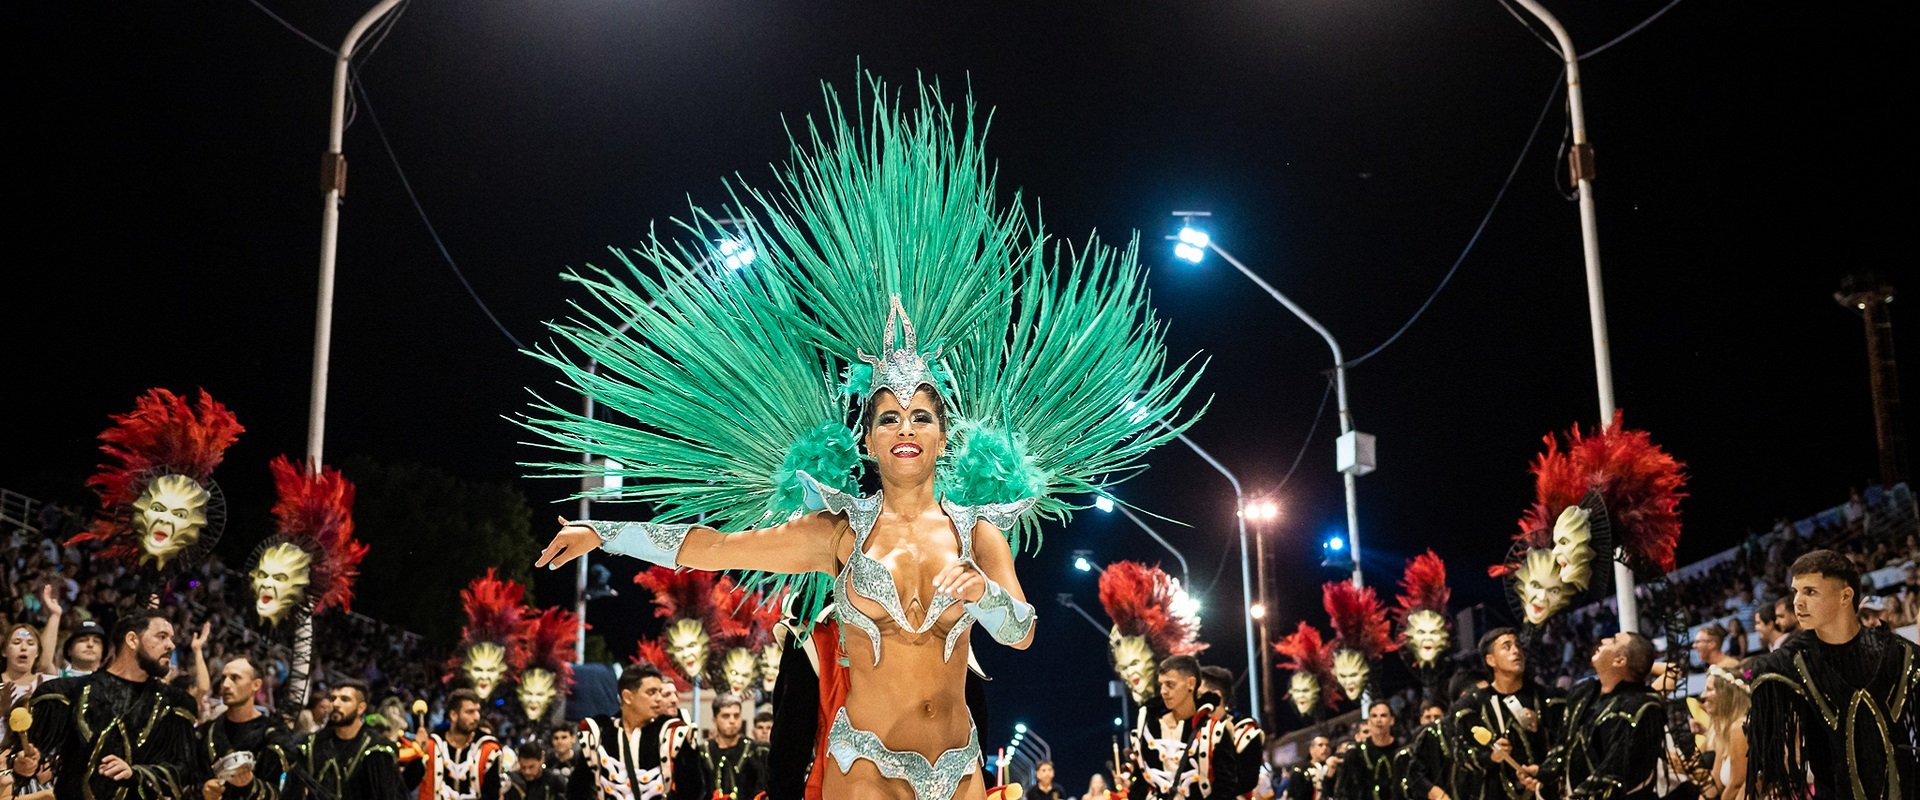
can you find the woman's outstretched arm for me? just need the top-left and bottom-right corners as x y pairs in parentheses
(535, 512), (843, 577)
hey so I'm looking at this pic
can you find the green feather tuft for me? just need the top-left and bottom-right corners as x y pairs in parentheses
(771, 422), (861, 516)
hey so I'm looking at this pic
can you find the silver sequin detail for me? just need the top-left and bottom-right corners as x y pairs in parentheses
(856, 296), (941, 404)
(966, 580), (1035, 645)
(828, 707), (979, 800)
(588, 521), (692, 566)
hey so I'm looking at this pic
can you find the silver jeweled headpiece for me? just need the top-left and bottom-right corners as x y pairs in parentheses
(857, 296), (942, 404)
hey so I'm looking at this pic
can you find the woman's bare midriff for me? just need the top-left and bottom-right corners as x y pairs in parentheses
(825, 620), (986, 800)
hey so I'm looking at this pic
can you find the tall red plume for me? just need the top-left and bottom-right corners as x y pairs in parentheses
(716, 588), (784, 651)
(1515, 410), (1687, 573)
(1393, 550), (1450, 627)
(72, 388), (244, 553)
(452, 569), (531, 671)
(525, 606), (581, 686)
(632, 638), (688, 691)
(1098, 561), (1206, 657)
(635, 567), (749, 642)
(1272, 622), (1337, 708)
(267, 455), (367, 614)
(1323, 581), (1398, 659)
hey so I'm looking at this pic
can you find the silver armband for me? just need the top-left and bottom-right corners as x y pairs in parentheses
(585, 521), (693, 567)
(964, 579), (1036, 645)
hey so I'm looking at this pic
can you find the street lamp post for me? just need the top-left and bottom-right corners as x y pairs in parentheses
(1172, 215), (1373, 589)
(1502, 1), (1638, 633)
(1155, 429), (1263, 729)
(1243, 500), (1280, 724)
(1098, 497), (1192, 590)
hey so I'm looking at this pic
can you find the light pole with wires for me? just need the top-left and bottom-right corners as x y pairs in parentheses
(1171, 213), (1374, 589)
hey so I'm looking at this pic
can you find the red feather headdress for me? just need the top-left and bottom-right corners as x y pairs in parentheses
(1393, 550), (1450, 627)
(716, 588), (783, 651)
(71, 388), (244, 564)
(1098, 561), (1206, 657)
(1323, 581), (1398, 660)
(523, 606), (581, 687)
(264, 455), (367, 615)
(448, 569), (532, 678)
(635, 567), (750, 643)
(1272, 622), (1337, 708)
(632, 638), (688, 691)
(1514, 410), (1687, 575)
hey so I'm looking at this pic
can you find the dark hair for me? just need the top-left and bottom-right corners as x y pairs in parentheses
(332, 678), (370, 703)
(711, 692), (744, 716)
(447, 688), (483, 712)
(1421, 697), (1448, 715)
(1446, 671), (1483, 702)
(1790, 550), (1861, 606)
(1755, 600), (1780, 626)
(223, 653), (262, 680)
(1198, 665), (1234, 692)
(1367, 700), (1394, 717)
(1620, 633), (1656, 683)
(550, 724), (577, 739)
(1158, 654), (1201, 679)
(111, 609), (169, 653)
(1477, 627), (1517, 659)
(517, 743), (545, 761)
(754, 710), (775, 724)
(620, 663), (664, 694)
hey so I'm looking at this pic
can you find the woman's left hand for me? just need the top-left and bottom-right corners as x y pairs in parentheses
(933, 560), (988, 603)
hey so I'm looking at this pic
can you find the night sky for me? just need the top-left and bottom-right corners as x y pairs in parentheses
(8, 0), (1911, 780)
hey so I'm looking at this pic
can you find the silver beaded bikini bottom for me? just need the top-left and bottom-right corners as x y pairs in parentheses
(827, 707), (980, 800)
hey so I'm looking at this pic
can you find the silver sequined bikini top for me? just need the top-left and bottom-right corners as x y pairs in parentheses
(795, 472), (1030, 666)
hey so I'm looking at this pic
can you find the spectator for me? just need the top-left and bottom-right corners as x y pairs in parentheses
(1028, 759), (1065, 799)
(1751, 602), (1788, 654)
(1080, 772), (1114, 800)
(1692, 625), (1740, 672)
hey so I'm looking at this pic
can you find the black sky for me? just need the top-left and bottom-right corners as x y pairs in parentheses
(8, 0), (1911, 777)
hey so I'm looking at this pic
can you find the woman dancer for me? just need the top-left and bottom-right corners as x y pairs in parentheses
(529, 74), (1200, 800)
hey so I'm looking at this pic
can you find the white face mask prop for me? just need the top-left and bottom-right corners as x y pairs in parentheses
(251, 542), (313, 625)
(1550, 506), (1595, 590)
(758, 641), (782, 694)
(721, 648), (757, 695)
(465, 642), (509, 699)
(1404, 609), (1450, 667)
(664, 618), (710, 682)
(1332, 649), (1369, 700)
(1109, 630), (1158, 704)
(1517, 548), (1572, 625)
(519, 668), (559, 720)
(133, 473), (210, 565)
(1288, 672), (1321, 716)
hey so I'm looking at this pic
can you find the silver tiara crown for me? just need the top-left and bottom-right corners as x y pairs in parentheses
(856, 295), (941, 404)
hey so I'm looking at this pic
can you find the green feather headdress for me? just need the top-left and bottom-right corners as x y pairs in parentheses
(519, 72), (1203, 628)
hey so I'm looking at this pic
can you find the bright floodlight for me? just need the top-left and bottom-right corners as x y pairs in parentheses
(1325, 535), (1345, 552)
(1173, 242), (1205, 264)
(1014, 723), (1028, 734)
(1244, 500), (1280, 522)
(1093, 496), (1116, 513)
(1114, 716), (1124, 727)
(1249, 602), (1266, 619)
(1177, 226), (1210, 248)
(1074, 556), (1093, 573)
(1172, 589), (1201, 619)
(718, 237), (756, 270)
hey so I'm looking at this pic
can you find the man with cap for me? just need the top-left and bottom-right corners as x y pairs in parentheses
(57, 620), (107, 678)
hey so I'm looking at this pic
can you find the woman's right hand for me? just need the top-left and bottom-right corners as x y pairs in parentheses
(535, 517), (603, 570)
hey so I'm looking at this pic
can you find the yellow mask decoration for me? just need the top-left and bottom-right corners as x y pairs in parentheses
(1550, 506), (1595, 590)
(1403, 609), (1450, 667)
(758, 641), (783, 694)
(465, 641), (509, 699)
(133, 473), (210, 566)
(251, 542), (313, 625)
(1108, 630), (1158, 704)
(1288, 672), (1321, 716)
(664, 618), (710, 682)
(518, 667), (559, 720)
(1516, 548), (1572, 625)
(721, 648), (757, 695)
(1332, 649), (1369, 700)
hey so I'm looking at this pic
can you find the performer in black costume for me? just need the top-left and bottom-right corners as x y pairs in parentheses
(1450, 629), (1559, 800)
(703, 693), (766, 800)
(1280, 735), (1332, 800)
(1127, 655), (1238, 799)
(1327, 701), (1398, 800)
(283, 680), (406, 800)
(568, 664), (709, 800)
(20, 610), (199, 800)
(1200, 665), (1263, 800)
(196, 655), (296, 799)
(1397, 699), (1456, 800)
(1746, 550), (1920, 800)
(1552, 632), (1664, 800)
